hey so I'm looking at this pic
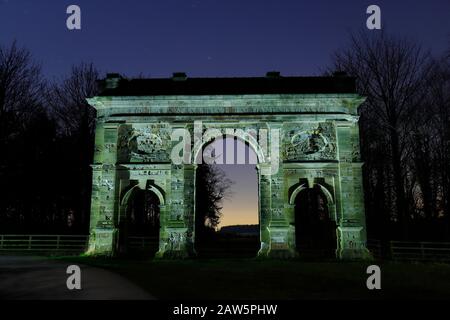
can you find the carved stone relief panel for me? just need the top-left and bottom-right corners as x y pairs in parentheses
(283, 122), (337, 161)
(118, 123), (172, 163)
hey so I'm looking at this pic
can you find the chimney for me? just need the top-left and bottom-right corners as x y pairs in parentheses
(172, 72), (187, 81)
(105, 73), (122, 89)
(266, 71), (281, 79)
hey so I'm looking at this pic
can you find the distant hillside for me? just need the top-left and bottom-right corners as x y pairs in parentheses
(219, 225), (259, 236)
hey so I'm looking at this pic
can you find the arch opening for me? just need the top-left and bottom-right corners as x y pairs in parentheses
(294, 185), (337, 259)
(194, 135), (260, 258)
(119, 187), (161, 257)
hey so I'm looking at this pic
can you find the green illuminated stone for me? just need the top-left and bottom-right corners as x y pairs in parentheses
(85, 75), (370, 260)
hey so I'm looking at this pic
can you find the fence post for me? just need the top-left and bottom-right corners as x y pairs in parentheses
(420, 242), (425, 260)
(390, 241), (394, 260)
(28, 236), (32, 250)
(0, 235), (3, 249)
(56, 235), (60, 250)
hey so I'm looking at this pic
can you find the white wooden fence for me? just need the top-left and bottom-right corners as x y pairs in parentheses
(0, 235), (88, 253)
(390, 241), (450, 262)
(127, 236), (158, 249)
(368, 239), (450, 262)
(2, 235), (450, 262)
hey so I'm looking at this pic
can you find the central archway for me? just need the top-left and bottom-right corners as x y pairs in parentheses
(194, 135), (261, 258)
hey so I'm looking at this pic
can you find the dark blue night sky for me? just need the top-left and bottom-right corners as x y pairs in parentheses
(1, 0), (449, 79)
(1, 0), (448, 226)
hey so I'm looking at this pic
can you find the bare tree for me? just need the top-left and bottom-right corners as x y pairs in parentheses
(195, 164), (233, 235)
(426, 57), (450, 222)
(0, 41), (51, 232)
(403, 55), (450, 239)
(331, 31), (434, 238)
(46, 63), (100, 229)
(0, 41), (43, 145)
(47, 63), (99, 138)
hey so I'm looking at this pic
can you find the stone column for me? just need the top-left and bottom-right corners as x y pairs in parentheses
(183, 164), (196, 256)
(87, 123), (120, 255)
(267, 173), (295, 258)
(257, 165), (271, 257)
(156, 164), (190, 258)
(285, 203), (297, 255)
(335, 119), (370, 259)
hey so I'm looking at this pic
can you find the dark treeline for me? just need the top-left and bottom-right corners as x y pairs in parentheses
(332, 32), (450, 241)
(0, 32), (449, 242)
(0, 41), (98, 234)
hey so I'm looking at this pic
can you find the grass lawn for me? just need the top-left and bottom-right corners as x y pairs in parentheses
(58, 256), (450, 300)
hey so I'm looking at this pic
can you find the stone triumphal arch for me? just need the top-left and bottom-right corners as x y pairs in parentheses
(86, 73), (370, 259)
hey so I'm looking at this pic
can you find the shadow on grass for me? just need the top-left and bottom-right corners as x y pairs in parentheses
(54, 255), (450, 300)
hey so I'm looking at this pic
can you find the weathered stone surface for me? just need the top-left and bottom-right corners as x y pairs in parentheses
(86, 75), (370, 259)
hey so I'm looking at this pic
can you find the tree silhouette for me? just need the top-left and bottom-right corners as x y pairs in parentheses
(0, 41), (49, 233)
(0, 41), (44, 148)
(331, 32), (449, 240)
(195, 164), (233, 239)
(46, 63), (100, 232)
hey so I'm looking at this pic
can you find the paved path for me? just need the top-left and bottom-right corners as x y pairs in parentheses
(0, 256), (154, 300)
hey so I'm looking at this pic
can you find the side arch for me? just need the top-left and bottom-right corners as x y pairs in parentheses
(316, 184), (334, 205)
(290, 181), (338, 258)
(289, 183), (307, 205)
(121, 183), (166, 206)
(118, 181), (164, 257)
(289, 182), (334, 205)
